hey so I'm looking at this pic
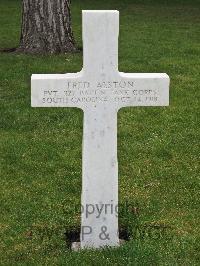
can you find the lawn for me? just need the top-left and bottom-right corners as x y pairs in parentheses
(0, 0), (200, 265)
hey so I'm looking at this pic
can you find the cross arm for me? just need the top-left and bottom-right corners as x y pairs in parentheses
(31, 72), (85, 108)
(117, 72), (170, 109)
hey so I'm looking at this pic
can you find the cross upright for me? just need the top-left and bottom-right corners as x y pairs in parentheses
(31, 10), (170, 249)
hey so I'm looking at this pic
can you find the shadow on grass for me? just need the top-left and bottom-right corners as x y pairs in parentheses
(64, 226), (131, 250)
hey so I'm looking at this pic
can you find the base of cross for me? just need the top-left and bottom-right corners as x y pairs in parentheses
(71, 239), (126, 251)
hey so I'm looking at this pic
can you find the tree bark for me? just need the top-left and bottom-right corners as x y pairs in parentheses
(18, 0), (77, 54)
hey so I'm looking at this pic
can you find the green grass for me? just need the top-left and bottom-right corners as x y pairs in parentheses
(0, 0), (200, 265)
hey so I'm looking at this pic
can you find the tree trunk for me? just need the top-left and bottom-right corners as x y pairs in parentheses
(18, 0), (77, 54)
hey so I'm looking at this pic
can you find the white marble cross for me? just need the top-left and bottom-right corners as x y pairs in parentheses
(31, 10), (169, 249)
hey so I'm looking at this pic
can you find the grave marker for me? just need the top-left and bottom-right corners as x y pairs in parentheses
(31, 10), (170, 249)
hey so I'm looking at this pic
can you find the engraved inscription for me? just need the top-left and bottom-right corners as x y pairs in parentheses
(41, 80), (159, 105)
